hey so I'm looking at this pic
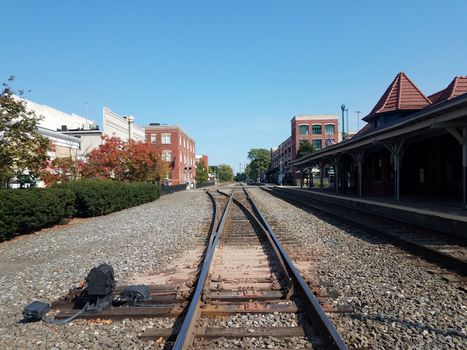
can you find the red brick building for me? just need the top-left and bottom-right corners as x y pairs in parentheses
(269, 115), (339, 184)
(145, 123), (196, 185)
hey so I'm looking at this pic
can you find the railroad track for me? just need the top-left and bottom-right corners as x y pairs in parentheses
(263, 186), (467, 280)
(167, 186), (347, 349)
(52, 186), (347, 349)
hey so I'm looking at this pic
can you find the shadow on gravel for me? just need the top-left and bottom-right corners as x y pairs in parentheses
(348, 312), (467, 339)
(264, 189), (388, 246)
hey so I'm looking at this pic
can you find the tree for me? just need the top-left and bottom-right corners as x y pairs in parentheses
(296, 140), (315, 159)
(217, 164), (234, 182)
(246, 148), (270, 181)
(42, 156), (82, 186)
(235, 172), (247, 182)
(0, 76), (51, 188)
(81, 136), (168, 183)
(196, 159), (208, 183)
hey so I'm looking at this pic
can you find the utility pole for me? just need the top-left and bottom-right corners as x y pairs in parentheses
(341, 104), (346, 141)
(356, 111), (361, 131)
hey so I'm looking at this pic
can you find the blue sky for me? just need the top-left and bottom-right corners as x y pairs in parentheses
(2, 1), (466, 172)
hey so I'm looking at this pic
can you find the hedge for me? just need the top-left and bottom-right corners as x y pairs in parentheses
(56, 180), (160, 217)
(0, 188), (76, 241)
(0, 180), (160, 242)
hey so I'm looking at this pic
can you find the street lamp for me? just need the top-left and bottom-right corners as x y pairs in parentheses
(341, 104), (346, 141)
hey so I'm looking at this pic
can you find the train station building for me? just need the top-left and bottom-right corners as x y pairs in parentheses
(292, 72), (467, 209)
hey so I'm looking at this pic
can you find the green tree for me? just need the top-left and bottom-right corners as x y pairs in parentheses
(217, 164), (234, 182)
(195, 159), (208, 183)
(0, 77), (51, 188)
(246, 148), (270, 181)
(296, 140), (316, 159)
(235, 172), (247, 182)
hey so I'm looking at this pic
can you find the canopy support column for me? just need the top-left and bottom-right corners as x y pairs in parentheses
(319, 161), (324, 190)
(351, 151), (366, 198)
(384, 141), (406, 202)
(334, 156), (340, 194)
(463, 128), (467, 209)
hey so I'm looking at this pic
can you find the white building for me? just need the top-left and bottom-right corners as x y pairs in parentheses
(102, 107), (145, 142)
(23, 98), (97, 131)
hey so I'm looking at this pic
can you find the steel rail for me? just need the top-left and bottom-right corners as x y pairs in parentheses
(243, 187), (348, 350)
(172, 189), (234, 350)
(266, 187), (467, 276)
(222, 188), (294, 297)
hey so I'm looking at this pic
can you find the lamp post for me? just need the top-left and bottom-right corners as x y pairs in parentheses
(341, 104), (346, 141)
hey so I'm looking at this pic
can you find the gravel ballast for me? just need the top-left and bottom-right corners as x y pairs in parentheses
(249, 187), (466, 350)
(0, 189), (210, 349)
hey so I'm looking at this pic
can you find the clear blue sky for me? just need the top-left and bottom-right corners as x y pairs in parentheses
(2, 1), (466, 172)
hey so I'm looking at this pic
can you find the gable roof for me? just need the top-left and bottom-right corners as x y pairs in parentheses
(428, 76), (467, 104)
(363, 72), (431, 121)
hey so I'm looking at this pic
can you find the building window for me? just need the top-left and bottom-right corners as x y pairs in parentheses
(162, 150), (172, 162)
(325, 124), (335, 134)
(312, 139), (322, 150)
(299, 124), (309, 135)
(150, 134), (157, 144)
(312, 124), (322, 134)
(162, 133), (171, 144)
(325, 138), (336, 147)
(179, 136), (182, 145)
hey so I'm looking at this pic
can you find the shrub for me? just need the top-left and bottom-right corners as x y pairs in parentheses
(0, 188), (76, 241)
(55, 179), (160, 217)
(0, 180), (160, 242)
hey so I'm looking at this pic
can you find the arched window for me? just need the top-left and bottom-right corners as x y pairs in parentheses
(299, 124), (309, 135)
(324, 124), (335, 135)
(312, 124), (322, 134)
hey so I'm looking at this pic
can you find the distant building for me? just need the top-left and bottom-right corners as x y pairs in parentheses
(268, 114), (339, 185)
(23, 98), (97, 131)
(195, 154), (209, 170)
(22, 98), (100, 160)
(145, 123), (196, 185)
(103, 107), (145, 142)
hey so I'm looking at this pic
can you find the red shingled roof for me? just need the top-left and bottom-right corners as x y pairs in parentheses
(428, 76), (467, 104)
(364, 72), (431, 121)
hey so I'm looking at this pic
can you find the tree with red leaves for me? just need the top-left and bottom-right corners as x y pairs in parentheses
(81, 136), (168, 183)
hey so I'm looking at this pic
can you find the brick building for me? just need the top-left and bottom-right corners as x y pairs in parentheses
(268, 115), (339, 185)
(145, 123), (196, 185)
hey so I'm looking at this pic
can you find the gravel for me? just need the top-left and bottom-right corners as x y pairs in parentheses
(0, 189), (211, 349)
(249, 187), (467, 350)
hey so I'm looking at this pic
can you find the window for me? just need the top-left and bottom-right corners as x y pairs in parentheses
(312, 139), (322, 150)
(325, 138), (336, 147)
(179, 136), (182, 145)
(312, 124), (322, 134)
(299, 124), (309, 135)
(179, 152), (182, 163)
(150, 134), (157, 144)
(325, 124), (335, 135)
(162, 133), (171, 144)
(162, 150), (172, 162)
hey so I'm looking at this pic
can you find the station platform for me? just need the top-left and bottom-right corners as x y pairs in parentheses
(269, 186), (467, 239)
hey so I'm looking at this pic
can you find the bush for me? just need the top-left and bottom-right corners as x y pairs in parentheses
(0, 180), (160, 242)
(55, 179), (160, 217)
(0, 188), (76, 241)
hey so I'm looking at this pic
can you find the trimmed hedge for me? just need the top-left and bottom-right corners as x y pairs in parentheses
(0, 180), (160, 242)
(56, 180), (160, 217)
(0, 188), (76, 241)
